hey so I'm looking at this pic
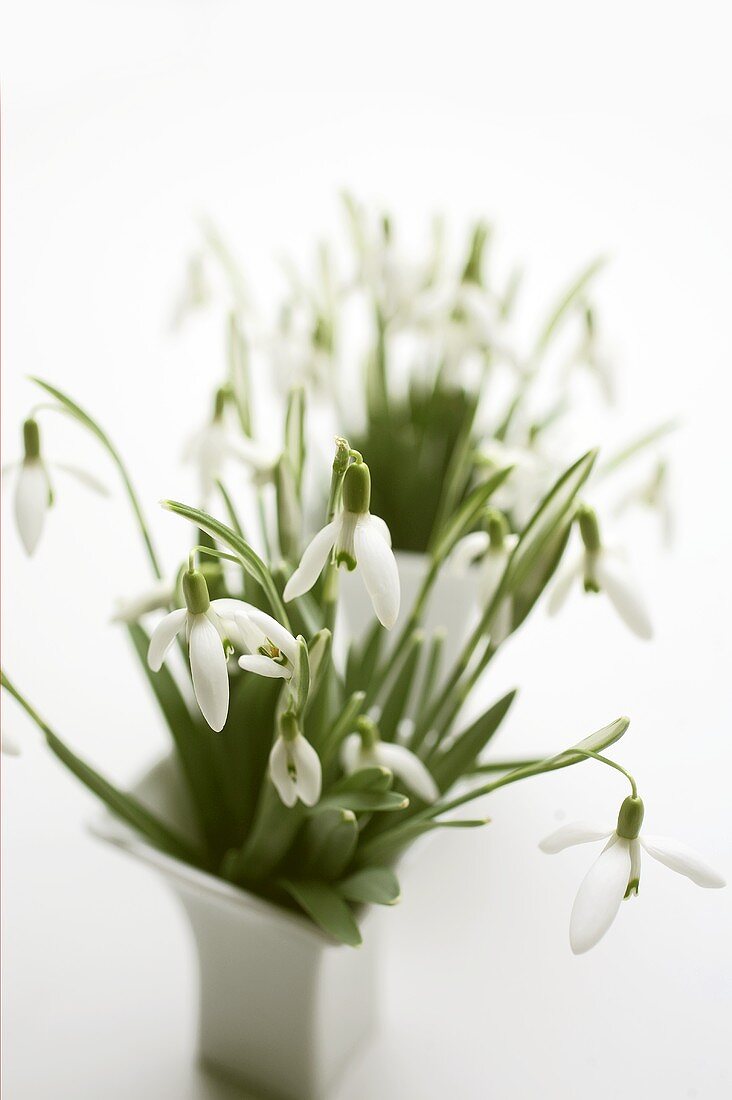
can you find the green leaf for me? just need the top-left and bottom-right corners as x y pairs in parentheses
(315, 789), (409, 813)
(275, 454), (302, 562)
(284, 387), (307, 495)
(534, 257), (606, 357)
(356, 815), (488, 867)
(503, 449), (597, 599)
(328, 766), (393, 793)
(127, 624), (222, 851)
(430, 690), (517, 792)
(294, 636), (310, 716)
(226, 312), (252, 436)
(1, 672), (202, 867)
(430, 466), (514, 565)
(338, 866), (401, 905)
(29, 378), (162, 578)
(162, 500), (289, 627)
(316, 690), (365, 762)
(377, 630), (424, 741)
(345, 620), (384, 696)
(297, 809), (359, 880)
(279, 879), (362, 946)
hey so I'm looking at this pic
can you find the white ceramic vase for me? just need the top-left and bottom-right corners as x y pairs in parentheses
(339, 548), (480, 657)
(91, 756), (382, 1100)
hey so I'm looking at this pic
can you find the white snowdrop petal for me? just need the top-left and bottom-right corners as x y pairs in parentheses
(243, 605), (299, 664)
(189, 614), (229, 732)
(14, 460), (50, 555)
(450, 531), (491, 572)
(269, 737), (297, 807)
(147, 608), (188, 670)
(284, 518), (341, 601)
(340, 733), (365, 774)
(640, 835), (726, 888)
(547, 558), (582, 615)
(369, 514), (393, 547)
(377, 742), (439, 803)
(595, 556), (653, 640)
(539, 822), (613, 854)
(114, 580), (173, 623)
(354, 516), (401, 629)
(292, 735), (322, 806)
(238, 654), (291, 679)
(53, 463), (109, 495)
(570, 836), (632, 954)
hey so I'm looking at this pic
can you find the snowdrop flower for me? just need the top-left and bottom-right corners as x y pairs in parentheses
(548, 505), (652, 640)
(479, 438), (554, 529)
(147, 570), (295, 731)
(4, 417), (107, 555)
(284, 460), (400, 628)
(183, 388), (275, 503)
(450, 510), (517, 646)
(540, 795), (725, 954)
(269, 713), (322, 808)
(341, 718), (439, 803)
(614, 460), (674, 548)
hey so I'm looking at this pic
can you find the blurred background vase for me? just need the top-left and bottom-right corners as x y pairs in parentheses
(339, 549), (479, 658)
(91, 757), (382, 1100)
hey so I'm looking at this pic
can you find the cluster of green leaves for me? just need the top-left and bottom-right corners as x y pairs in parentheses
(2, 366), (636, 947)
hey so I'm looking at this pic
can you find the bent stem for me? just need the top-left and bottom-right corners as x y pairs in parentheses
(30, 378), (163, 579)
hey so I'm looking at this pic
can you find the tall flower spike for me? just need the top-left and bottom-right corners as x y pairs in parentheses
(183, 387), (275, 503)
(450, 509), (517, 646)
(341, 718), (438, 803)
(548, 505), (652, 639)
(269, 713), (322, 808)
(540, 795), (725, 954)
(284, 460), (400, 629)
(4, 417), (107, 555)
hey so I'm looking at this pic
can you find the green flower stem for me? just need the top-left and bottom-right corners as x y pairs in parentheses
(574, 749), (638, 796)
(30, 378), (163, 580)
(1, 671), (203, 866)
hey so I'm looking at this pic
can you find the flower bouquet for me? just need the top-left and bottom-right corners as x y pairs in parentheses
(2, 205), (723, 1100)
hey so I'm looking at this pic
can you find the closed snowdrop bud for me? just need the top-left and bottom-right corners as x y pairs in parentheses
(548, 504), (653, 640)
(540, 789), (725, 955)
(341, 717), (439, 803)
(5, 417), (108, 556)
(284, 458), (401, 629)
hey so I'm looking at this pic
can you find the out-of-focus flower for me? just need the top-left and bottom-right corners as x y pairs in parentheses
(548, 505), (652, 640)
(450, 510), (517, 646)
(540, 795), (725, 954)
(614, 460), (674, 547)
(4, 418), (107, 556)
(183, 388), (275, 503)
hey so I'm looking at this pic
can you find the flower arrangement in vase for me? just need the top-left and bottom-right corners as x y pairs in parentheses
(2, 204), (722, 1100)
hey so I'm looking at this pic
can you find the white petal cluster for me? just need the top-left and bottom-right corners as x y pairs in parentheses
(148, 581), (298, 731)
(184, 401), (275, 503)
(450, 527), (518, 646)
(540, 813), (725, 954)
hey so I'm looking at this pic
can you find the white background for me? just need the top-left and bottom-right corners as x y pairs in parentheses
(2, 2), (732, 1097)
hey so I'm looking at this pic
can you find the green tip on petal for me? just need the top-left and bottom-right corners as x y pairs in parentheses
(182, 569), (210, 615)
(22, 418), (41, 460)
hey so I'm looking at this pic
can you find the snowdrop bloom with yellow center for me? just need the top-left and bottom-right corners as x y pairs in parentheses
(184, 388), (275, 503)
(341, 718), (439, 803)
(147, 571), (297, 731)
(540, 795), (725, 954)
(548, 504), (652, 640)
(450, 509), (517, 647)
(269, 713), (322, 808)
(284, 461), (400, 629)
(4, 417), (107, 556)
